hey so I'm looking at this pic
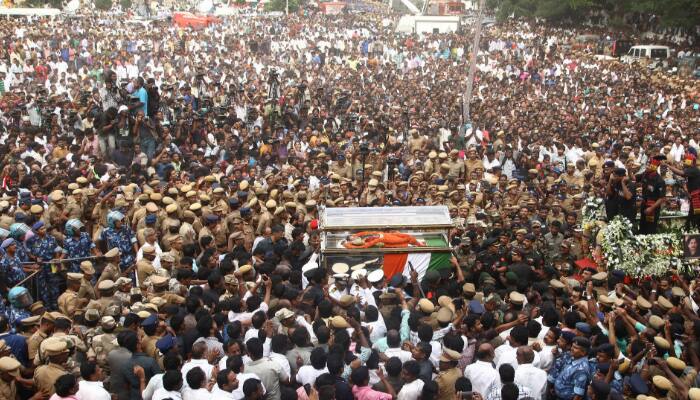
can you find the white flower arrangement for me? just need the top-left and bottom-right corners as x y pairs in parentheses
(598, 216), (690, 277)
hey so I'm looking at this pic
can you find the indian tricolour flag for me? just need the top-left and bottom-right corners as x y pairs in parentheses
(382, 238), (452, 281)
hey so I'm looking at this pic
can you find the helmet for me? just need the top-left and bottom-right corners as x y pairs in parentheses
(107, 211), (125, 228)
(65, 219), (84, 236)
(8, 286), (31, 308)
(9, 223), (30, 240)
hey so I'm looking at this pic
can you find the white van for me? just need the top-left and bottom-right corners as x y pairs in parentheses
(621, 45), (671, 63)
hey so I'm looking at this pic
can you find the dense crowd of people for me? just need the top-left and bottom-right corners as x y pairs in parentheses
(0, 7), (699, 400)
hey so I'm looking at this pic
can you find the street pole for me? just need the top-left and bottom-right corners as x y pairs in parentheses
(286, 0), (289, 15)
(463, 0), (486, 124)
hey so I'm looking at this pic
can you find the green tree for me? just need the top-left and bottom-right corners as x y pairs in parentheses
(24, 0), (62, 7)
(120, 0), (132, 10)
(94, 0), (113, 11)
(264, 0), (299, 13)
(487, 0), (700, 29)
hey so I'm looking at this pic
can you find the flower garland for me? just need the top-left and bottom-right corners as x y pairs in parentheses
(598, 216), (688, 277)
(582, 197), (606, 229)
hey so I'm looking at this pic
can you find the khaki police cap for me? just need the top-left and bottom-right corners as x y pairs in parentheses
(151, 275), (169, 287)
(43, 337), (69, 356)
(80, 261), (95, 275)
(97, 280), (115, 291)
(0, 356), (21, 376)
(105, 247), (121, 258)
(440, 348), (461, 362)
(418, 299), (435, 313)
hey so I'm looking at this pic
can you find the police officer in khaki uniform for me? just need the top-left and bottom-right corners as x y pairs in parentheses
(33, 337), (70, 395)
(82, 308), (101, 348)
(331, 154), (353, 179)
(114, 277), (132, 304)
(161, 204), (180, 238)
(0, 356), (23, 400)
(180, 210), (198, 245)
(447, 149), (465, 180)
(17, 315), (40, 339)
(164, 235), (183, 267)
(90, 316), (118, 383)
(212, 187), (229, 212)
(130, 194), (150, 227)
(98, 248), (122, 284)
(137, 245), (157, 285)
(38, 316), (87, 371)
(78, 261), (97, 301)
(241, 208), (255, 251)
(65, 189), (84, 220)
(47, 191), (68, 238)
(161, 220), (180, 252)
(435, 348), (463, 400)
(27, 312), (55, 362)
(148, 275), (185, 305)
(87, 280), (122, 315)
(140, 313), (161, 361)
(256, 199), (275, 236)
(57, 273), (83, 317)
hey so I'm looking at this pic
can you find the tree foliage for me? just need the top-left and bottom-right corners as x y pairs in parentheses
(94, 0), (113, 11)
(120, 0), (132, 10)
(24, 0), (62, 8)
(264, 0), (299, 13)
(487, 0), (700, 29)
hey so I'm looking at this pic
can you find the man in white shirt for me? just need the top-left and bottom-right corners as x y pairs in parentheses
(76, 362), (111, 400)
(296, 347), (329, 387)
(244, 338), (288, 400)
(211, 368), (239, 400)
(183, 367), (211, 400)
(152, 370), (184, 400)
(143, 353), (182, 400)
(383, 330), (413, 363)
(269, 336), (292, 380)
(397, 361), (424, 400)
(495, 326), (539, 369)
(514, 347), (547, 400)
(223, 355), (266, 400)
(181, 342), (215, 388)
(464, 343), (499, 396)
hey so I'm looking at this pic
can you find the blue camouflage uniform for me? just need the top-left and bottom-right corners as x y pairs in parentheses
(7, 306), (31, 329)
(26, 234), (63, 310)
(14, 241), (31, 263)
(100, 226), (137, 271)
(554, 356), (592, 400)
(0, 253), (27, 288)
(548, 350), (572, 383)
(63, 232), (95, 273)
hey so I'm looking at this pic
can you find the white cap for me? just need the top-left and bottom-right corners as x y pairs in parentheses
(351, 269), (367, 280)
(332, 263), (350, 274)
(367, 269), (385, 283)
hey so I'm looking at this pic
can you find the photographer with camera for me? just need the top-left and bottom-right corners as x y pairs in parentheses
(132, 110), (157, 160)
(145, 78), (160, 118)
(99, 71), (124, 112)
